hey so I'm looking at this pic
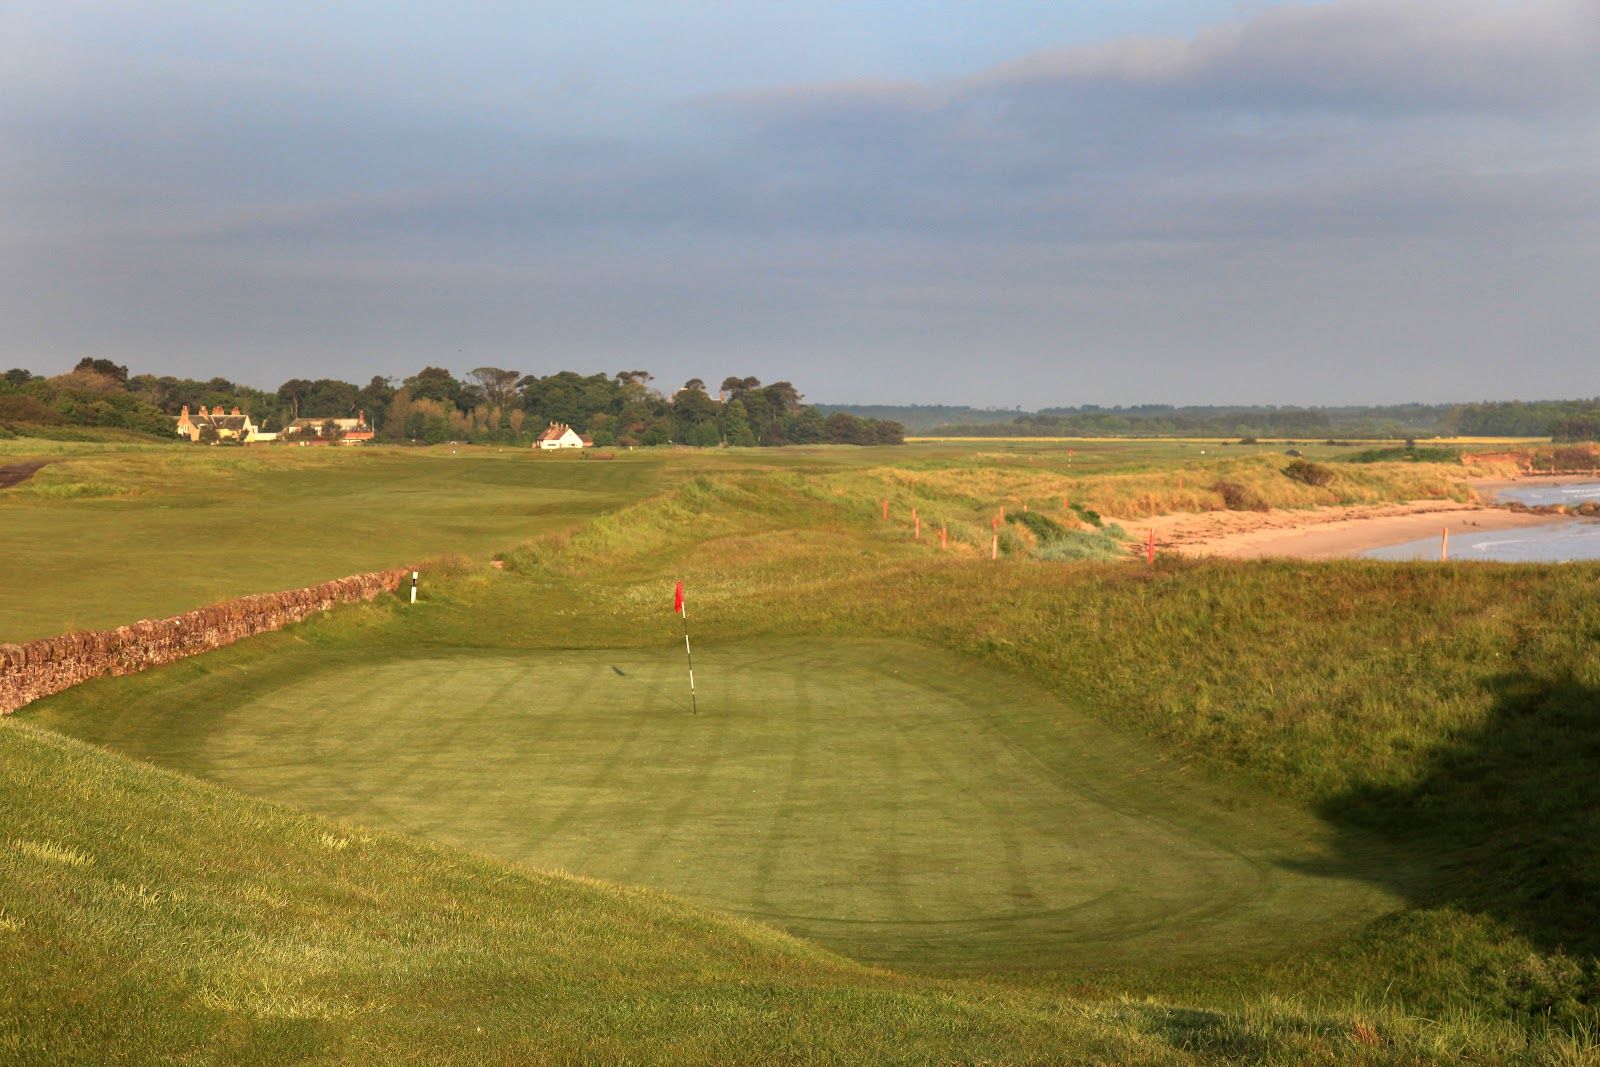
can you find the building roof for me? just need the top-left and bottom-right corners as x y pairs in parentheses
(288, 416), (367, 430)
(536, 422), (579, 441)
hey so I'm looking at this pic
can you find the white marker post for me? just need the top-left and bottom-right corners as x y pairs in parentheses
(675, 581), (697, 715)
(410, 570), (418, 604)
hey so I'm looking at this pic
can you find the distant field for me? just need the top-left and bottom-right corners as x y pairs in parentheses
(0, 444), (671, 641)
(907, 435), (1549, 445)
(0, 436), (1487, 639)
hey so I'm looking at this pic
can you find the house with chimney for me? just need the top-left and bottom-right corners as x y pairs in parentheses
(534, 421), (592, 449)
(174, 405), (274, 444)
(282, 412), (375, 444)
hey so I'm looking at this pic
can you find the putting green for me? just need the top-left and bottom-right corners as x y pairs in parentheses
(59, 639), (1401, 971)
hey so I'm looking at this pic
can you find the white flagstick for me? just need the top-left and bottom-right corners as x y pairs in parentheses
(680, 595), (698, 715)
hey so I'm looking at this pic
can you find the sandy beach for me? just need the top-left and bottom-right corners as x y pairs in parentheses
(1124, 485), (1583, 560)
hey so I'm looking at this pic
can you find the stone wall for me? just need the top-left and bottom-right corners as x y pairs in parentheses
(0, 568), (409, 715)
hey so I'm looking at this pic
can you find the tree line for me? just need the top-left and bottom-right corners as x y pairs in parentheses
(902, 400), (1600, 441)
(0, 361), (905, 447)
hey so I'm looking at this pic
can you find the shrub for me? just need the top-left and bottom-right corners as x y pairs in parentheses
(1068, 502), (1103, 527)
(0, 394), (66, 426)
(1342, 446), (1461, 464)
(1006, 510), (1069, 541)
(1551, 445), (1599, 470)
(1213, 480), (1268, 511)
(1282, 460), (1335, 487)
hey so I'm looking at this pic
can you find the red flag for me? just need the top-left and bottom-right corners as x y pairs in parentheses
(673, 581), (684, 616)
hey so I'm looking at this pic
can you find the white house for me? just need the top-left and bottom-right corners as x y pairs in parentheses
(534, 422), (592, 449)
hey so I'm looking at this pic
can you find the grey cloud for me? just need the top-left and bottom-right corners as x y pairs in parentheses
(2, 1), (1596, 405)
(716, 0), (1600, 121)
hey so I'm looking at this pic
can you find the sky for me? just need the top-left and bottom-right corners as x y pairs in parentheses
(2, 1), (1597, 407)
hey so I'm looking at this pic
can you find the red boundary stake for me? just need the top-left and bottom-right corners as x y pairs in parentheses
(940, 525), (947, 551)
(1147, 528), (1156, 565)
(1441, 527), (1449, 562)
(881, 499), (889, 520)
(913, 507), (920, 540)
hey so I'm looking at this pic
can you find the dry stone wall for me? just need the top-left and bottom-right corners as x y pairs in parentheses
(0, 568), (409, 715)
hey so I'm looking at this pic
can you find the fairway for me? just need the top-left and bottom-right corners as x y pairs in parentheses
(0, 445), (669, 641)
(56, 637), (1401, 973)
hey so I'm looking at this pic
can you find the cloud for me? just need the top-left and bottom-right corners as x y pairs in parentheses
(717, 0), (1600, 122)
(1, 1), (1596, 404)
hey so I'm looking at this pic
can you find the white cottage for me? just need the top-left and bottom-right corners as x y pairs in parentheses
(534, 422), (592, 449)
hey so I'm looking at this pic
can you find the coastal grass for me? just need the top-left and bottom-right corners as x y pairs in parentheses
(10, 447), (1600, 1060)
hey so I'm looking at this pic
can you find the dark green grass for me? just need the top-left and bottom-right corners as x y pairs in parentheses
(28, 637), (1400, 975)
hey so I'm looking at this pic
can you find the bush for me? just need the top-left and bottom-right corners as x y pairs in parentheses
(1342, 446), (1461, 464)
(1282, 460), (1335, 487)
(0, 394), (66, 427)
(1213, 480), (1268, 511)
(1006, 510), (1069, 541)
(1068, 502), (1103, 527)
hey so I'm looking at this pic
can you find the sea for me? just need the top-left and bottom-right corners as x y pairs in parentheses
(1364, 481), (1600, 563)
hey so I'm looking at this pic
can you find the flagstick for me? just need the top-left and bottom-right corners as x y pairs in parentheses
(680, 602), (698, 715)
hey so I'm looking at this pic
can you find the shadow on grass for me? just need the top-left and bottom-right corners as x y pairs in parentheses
(1319, 671), (1600, 959)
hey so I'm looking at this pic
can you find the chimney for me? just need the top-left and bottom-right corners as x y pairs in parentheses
(199, 405), (209, 417)
(231, 406), (241, 416)
(180, 404), (189, 418)
(359, 410), (366, 425)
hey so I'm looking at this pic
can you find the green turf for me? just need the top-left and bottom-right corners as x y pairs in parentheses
(29, 635), (1402, 974)
(0, 445), (671, 641)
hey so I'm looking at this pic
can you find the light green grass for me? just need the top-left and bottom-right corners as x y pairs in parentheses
(0, 445), (674, 640)
(27, 637), (1401, 975)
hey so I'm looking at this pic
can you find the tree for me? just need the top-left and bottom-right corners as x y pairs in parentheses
(356, 376), (395, 430)
(682, 378), (706, 393)
(300, 379), (360, 418)
(277, 379), (312, 424)
(723, 399), (757, 446)
(403, 367), (464, 408)
(764, 381), (803, 414)
(468, 367), (520, 408)
(74, 357), (129, 385)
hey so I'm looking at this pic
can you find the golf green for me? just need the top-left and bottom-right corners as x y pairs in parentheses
(60, 638), (1401, 972)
